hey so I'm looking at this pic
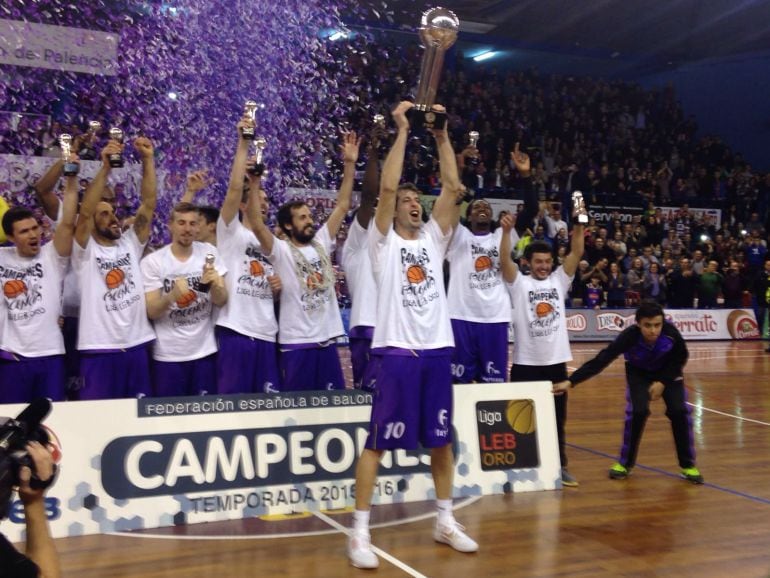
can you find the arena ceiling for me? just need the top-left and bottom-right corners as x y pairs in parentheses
(361, 0), (770, 74)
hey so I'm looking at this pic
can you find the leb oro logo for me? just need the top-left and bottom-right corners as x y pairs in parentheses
(3, 279), (27, 299)
(506, 400), (536, 434)
(726, 310), (760, 339)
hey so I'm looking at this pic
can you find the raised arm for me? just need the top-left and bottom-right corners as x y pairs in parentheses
(132, 136), (157, 244)
(374, 101), (413, 236)
(563, 223), (586, 277)
(244, 175), (275, 255)
(325, 131), (361, 237)
(499, 212), (519, 283)
(429, 106), (464, 234)
(52, 156), (79, 257)
(32, 159), (65, 221)
(221, 118), (253, 226)
(356, 125), (384, 228)
(180, 170), (212, 204)
(510, 142), (538, 237)
(75, 142), (119, 248)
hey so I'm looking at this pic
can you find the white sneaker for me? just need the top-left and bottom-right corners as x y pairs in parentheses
(434, 520), (479, 553)
(348, 531), (379, 569)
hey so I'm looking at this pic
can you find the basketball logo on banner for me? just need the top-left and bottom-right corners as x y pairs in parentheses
(475, 400), (540, 471)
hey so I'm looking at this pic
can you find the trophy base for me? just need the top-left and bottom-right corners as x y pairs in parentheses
(247, 163), (265, 177)
(108, 154), (124, 169)
(576, 215), (589, 224)
(241, 129), (256, 141)
(409, 108), (447, 131)
(63, 162), (80, 177)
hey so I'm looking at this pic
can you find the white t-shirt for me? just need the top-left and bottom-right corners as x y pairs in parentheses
(72, 228), (155, 350)
(215, 217), (277, 341)
(0, 243), (67, 357)
(446, 226), (518, 323)
(341, 219), (377, 330)
(268, 226), (343, 345)
(140, 242), (226, 362)
(507, 267), (574, 365)
(369, 218), (454, 350)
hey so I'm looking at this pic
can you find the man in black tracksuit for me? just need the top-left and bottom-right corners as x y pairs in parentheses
(553, 300), (704, 484)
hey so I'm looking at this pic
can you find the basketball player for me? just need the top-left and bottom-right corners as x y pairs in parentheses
(552, 300), (704, 484)
(340, 121), (384, 389)
(140, 202), (227, 396)
(72, 137), (157, 399)
(247, 131), (360, 391)
(499, 199), (586, 487)
(347, 101), (477, 570)
(216, 117), (282, 394)
(445, 142), (538, 384)
(0, 157), (79, 403)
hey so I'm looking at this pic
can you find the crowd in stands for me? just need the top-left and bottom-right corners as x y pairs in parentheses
(2, 39), (770, 315)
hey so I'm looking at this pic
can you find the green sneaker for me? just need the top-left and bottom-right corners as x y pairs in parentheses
(608, 462), (630, 480)
(561, 468), (579, 487)
(681, 467), (704, 484)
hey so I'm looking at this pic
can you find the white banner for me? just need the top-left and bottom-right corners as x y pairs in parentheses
(1, 383), (560, 541)
(0, 19), (117, 76)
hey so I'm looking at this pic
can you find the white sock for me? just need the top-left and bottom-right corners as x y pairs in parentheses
(436, 499), (454, 525)
(352, 509), (370, 534)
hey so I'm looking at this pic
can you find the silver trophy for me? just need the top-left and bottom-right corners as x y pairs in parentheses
(373, 114), (385, 128)
(572, 191), (589, 224)
(108, 127), (124, 168)
(412, 6), (460, 129)
(467, 130), (480, 166)
(77, 120), (102, 160)
(248, 137), (267, 176)
(60, 134), (79, 176)
(241, 100), (258, 140)
(199, 253), (216, 293)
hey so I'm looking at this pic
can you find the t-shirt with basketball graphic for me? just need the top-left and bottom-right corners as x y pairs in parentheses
(215, 216), (277, 342)
(446, 226), (518, 323)
(341, 219), (377, 330)
(368, 218), (454, 350)
(268, 225), (343, 345)
(507, 267), (573, 365)
(0, 243), (68, 357)
(72, 228), (155, 350)
(140, 242), (227, 362)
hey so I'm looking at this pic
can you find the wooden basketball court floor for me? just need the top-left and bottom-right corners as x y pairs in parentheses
(46, 341), (770, 577)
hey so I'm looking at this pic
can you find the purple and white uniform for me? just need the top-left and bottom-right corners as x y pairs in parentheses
(366, 218), (454, 450)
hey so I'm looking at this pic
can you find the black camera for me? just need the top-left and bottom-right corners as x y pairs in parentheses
(0, 398), (54, 519)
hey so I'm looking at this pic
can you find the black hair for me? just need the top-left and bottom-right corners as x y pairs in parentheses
(2, 206), (35, 237)
(198, 206), (220, 225)
(277, 200), (307, 236)
(635, 300), (664, 322)
(523, 240), (554, 261)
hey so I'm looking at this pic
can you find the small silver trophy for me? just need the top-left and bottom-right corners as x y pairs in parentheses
(241, 100), (258, 140)
(373, 114), (385, 128)
(60, 134), (79, 176)
(108, 127), (124, 168)
(199, 253), (216, 293)
(572, 191), (589, 224)
(412, 7), (460, 130)
(248, 137), (267, 176)
(468, 130), (480, 166)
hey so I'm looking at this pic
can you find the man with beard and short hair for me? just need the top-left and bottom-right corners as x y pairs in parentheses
(215, 116), (283, 394)
(500, 199), (586, 487)
(445, 142), (538, 384)
(140, 202), (227, 396)
(71, 137), (157, 399)
(248, 131), (360, 391)
(0, 160), (78, 403)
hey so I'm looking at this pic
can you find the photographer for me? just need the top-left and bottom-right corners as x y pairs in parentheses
(0, 442), (60, 578)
